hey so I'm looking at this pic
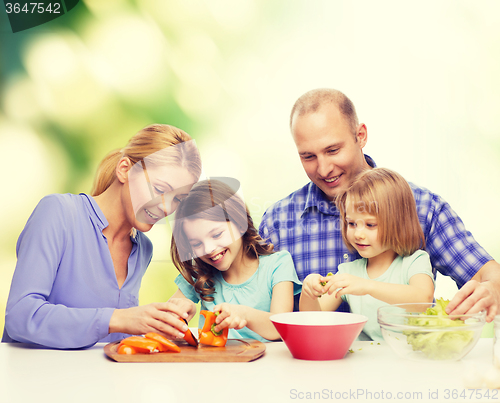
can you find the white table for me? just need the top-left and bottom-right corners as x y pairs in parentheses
(0, 339), (496, 403)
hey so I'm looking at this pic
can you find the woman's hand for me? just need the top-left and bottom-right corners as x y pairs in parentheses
(109, 301), (194, 339)
(167, 297), (198, 321)
(212, 303), (248, 333)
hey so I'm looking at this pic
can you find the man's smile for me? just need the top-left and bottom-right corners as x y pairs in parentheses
(324, 174), (342, 183)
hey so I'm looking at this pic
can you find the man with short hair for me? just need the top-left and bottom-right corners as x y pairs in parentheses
(259, 88), (499, 321)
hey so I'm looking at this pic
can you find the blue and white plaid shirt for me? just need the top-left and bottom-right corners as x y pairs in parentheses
(259, 156), (492, 290)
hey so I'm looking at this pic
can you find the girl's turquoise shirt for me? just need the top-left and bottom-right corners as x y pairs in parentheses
(175, 250), (302, 342)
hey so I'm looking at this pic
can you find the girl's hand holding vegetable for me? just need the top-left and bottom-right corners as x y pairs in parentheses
(213, 303), (248, 333)
(302, 273), (326, 300)
(199, 310), (228, 346)
(299, 273), (340, 312)
(326, 273), (370, 299)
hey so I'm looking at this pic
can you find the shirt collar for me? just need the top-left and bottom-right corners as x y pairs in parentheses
(365, 154), (376, 169)
(82, 193), (109, 230)
(81, 193), (139, 243)
(303, 183), (336, 215)
(302, 154), (377, 216)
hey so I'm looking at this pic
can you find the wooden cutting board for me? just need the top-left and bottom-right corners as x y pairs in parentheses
(104, 339), (266, 363)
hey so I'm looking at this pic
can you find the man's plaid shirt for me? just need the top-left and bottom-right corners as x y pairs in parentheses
(259, 160), (492, 290)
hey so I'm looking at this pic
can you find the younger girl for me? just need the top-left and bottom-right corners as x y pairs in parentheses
(170, 179), (301, 342)
(299, 168), (434, 341)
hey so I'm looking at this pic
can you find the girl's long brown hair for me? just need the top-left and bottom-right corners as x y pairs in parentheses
(171, 179), (274, 301)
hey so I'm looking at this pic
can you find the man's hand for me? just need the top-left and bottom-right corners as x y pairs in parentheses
(446, 260), (500, 322)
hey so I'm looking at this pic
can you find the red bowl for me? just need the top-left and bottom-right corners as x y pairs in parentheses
(270, 311), (368, 360)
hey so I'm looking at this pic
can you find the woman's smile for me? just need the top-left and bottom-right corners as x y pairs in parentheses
(144, 208), (160, 220)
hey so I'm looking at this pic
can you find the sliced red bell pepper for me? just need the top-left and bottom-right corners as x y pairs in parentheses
(199, 310), (228, 347)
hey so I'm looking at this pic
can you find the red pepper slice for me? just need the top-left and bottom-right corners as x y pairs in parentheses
(199, 310), (228, 347)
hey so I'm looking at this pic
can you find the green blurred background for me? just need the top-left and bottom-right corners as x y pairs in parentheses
(1, 0), (499, 335)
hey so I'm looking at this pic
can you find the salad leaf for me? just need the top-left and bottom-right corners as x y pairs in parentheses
(318, 272), (333, 298)
(402, 298), (474, 360)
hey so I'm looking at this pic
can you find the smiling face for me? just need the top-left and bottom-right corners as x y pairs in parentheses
(183, 218), (243, 274)
(127, 163), (197, 231)
(291, 104), (370, 201)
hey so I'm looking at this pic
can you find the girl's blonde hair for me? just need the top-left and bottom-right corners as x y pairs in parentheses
(336, 168), (425, 256)
(91, 124), (201, 196)
(170, 179), (274, 301)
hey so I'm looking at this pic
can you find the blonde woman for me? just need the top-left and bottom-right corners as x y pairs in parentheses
(299, 168), (435, 341)
(3, 124), (201, 349)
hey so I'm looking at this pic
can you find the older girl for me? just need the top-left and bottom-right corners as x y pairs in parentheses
(300, 168), (434, 340)
(170, 179), (301, 342)
(3, 124), (201, 348)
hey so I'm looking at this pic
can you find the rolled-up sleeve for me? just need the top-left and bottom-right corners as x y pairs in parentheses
(416, 190), (492, 288)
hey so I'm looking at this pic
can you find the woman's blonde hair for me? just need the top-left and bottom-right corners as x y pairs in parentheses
(170, 179), (274, 301)
(336, 168), (425, 256)
(91, 124), (201, 196)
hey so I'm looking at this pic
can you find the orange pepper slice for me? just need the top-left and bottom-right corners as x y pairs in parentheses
(117, 341), (151, 354)
(178, 318), (198, 347)
(119, 336), (161, 352)
(144, 332), (181, 353)
(117, 344), (137, 355)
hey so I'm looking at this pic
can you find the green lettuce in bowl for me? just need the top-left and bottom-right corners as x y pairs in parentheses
(403, 299), (474, 360)
(378, 300), (486, 361)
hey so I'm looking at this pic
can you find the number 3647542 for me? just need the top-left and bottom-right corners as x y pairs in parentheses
(5, 3), (62, 14)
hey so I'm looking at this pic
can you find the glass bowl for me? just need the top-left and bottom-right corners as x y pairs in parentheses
(378, 303), (486, 361)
